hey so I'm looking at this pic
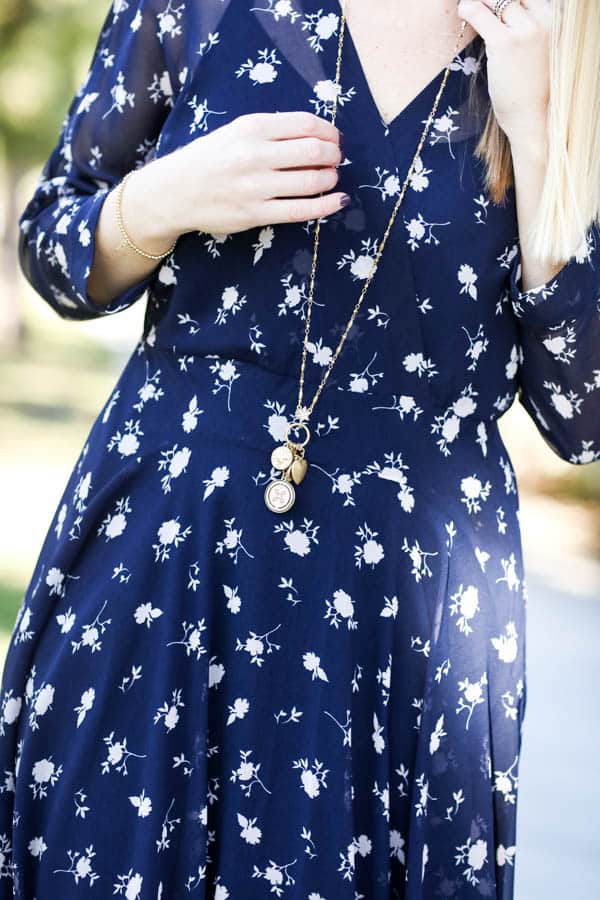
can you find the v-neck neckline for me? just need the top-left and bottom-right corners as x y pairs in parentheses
(339, 12), (483, 134)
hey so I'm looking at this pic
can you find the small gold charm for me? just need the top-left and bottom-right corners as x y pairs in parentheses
(264, 478), (296, 513)
(271, 444), (294, 471)
(291, 456), (307, 484)
(295, 405), (311, 423)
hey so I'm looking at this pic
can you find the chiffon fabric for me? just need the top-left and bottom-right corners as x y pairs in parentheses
(2, 1), (600, 898)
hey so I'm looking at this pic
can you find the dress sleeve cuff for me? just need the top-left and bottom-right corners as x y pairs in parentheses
(507, 223), (600, 329)
(62, 186), (156, 318)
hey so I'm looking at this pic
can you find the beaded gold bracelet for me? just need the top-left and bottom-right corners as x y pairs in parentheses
(115, 169), (177, 261)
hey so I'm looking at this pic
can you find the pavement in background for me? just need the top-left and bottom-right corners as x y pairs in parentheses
(515, 502), (600, 898)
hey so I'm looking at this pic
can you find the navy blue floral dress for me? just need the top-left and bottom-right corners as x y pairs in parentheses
(2, 1), (600, 898)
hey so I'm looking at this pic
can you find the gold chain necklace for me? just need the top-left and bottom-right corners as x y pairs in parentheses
(264, 4), (468, 513)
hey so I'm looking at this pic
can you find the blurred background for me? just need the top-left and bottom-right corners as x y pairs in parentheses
(1, 1), (599, 895)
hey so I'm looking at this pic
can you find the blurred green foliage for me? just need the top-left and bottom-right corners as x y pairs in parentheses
(0, 0), (105, 167)
(0, 578), (22, 635)
(0, 304), (124, 648)
(547, 467), (600, 507)
(0, 311), (116, 461)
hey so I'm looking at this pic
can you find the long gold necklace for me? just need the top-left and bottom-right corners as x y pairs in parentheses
(264, 4), (469, 513)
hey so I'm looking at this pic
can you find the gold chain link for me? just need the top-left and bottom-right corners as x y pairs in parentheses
(294, 3), (469, 424)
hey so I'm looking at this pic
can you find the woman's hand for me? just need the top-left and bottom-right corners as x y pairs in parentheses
(154, 110), (348, 239)
(456, 0), (551, 147)
(456, 0), (560, 290)
(88, 111), (347, 308)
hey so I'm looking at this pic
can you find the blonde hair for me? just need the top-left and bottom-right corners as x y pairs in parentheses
(470, 0), (600, 267)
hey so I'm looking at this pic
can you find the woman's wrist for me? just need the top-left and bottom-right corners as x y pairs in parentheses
(121, 154), (186, 255)
(508, 127), (548, 166)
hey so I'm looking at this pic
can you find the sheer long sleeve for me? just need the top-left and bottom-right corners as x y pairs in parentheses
(505, 221), (600, 464)
(17, 0), (182, 320)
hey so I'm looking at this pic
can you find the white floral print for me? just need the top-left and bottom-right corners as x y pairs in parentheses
(3, 2), (600, 898)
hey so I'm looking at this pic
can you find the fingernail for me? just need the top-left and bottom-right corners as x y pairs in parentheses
(340, 193), (351, 208)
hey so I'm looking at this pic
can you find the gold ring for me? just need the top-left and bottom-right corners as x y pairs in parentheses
(285, 421), (311, 446)
(494, 0), (518, 20)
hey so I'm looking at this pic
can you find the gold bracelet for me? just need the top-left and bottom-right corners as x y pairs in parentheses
(115, 169), (177, 261)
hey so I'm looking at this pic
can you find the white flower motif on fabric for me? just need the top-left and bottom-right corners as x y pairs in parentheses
(235, 48), (282, 84)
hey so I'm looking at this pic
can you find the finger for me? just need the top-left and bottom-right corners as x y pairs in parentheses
(259, 191), (350, 226)
(476, 0), (531, 28)
(457, 0), (510, 41)
(242, 110), (342, 146)
(263, 135), (343, 171)
(519, 0), (552, 25)
(258, 166), (340, 199)
(519, 0), (551, 10)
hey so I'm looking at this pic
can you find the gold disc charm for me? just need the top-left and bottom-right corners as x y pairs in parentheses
(271, 444), (294, 471)
(264, 478), (296, 513)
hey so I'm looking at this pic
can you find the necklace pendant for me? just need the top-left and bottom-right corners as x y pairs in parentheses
(266, 441), (298, 513)
(271, 443), (295, 471)
(264, 475), (296, 513)
(290, 454), (308, 485)
(264, 421), (311, 513)
(265, 443), (306, 513)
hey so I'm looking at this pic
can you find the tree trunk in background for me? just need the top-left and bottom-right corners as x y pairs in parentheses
(0, 162), (26, 350)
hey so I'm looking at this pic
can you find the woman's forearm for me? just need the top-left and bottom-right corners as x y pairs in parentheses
(87, 112), (347, 309)
(87, 154), (183, 308)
